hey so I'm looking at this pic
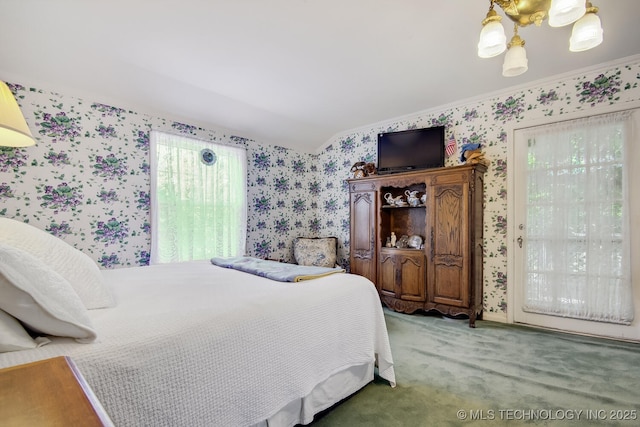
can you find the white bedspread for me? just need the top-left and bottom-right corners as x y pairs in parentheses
(0, 260), (395, 426)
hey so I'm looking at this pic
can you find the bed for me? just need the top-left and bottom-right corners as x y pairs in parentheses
(0, 220), (396, 427)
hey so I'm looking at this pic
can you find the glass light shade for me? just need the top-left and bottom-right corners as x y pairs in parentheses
(502, 45), (528, 77)
(570, 12), (603, 51)
(0, 81), (34, 147)
(478, 21), (507, 58)
(548, 0), (586, 27)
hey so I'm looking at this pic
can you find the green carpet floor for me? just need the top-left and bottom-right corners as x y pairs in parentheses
(311, 309), (640, 426)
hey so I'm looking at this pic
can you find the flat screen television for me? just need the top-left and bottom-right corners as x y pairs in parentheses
(377, 126), (445, 175)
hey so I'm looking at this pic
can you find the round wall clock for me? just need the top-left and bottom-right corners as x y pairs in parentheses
(200, 148), (217, 166)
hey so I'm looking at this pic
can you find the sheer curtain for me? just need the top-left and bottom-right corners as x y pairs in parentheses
(520, 111), (634, 324)
(150, 131), (247, 264)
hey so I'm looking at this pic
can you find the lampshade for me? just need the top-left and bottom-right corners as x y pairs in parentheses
(478, 20), (507, 58)
(0, 81), (34, 147)
(502, 44), (528, 77)
(569, 9), (603, 51)
(548, 0), (586, 27)
(478, 7), (507, 59)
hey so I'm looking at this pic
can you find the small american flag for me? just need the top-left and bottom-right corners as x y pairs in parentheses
(445, 132), (457, 157)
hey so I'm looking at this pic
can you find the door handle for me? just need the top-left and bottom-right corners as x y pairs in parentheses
(517, 224), (524, 248)
(430, 229), (434, 262)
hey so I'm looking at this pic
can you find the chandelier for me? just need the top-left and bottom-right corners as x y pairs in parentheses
(478, 0), (603, 77)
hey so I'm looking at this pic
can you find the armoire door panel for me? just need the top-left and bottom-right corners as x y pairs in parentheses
(349, 188), (377, 284)
(352, 193), (375, 257)
(398, 255), (426, 301)
(379, 253), (396, 295)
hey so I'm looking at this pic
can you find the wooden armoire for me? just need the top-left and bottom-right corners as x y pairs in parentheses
(348, 164), (486, 327)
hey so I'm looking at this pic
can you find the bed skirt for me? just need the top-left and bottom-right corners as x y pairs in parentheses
(253, 362), (375, 426)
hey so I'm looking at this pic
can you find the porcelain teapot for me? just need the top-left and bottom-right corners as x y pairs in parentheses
(405, 190), (420, 207)
(384, 192), (404, 206)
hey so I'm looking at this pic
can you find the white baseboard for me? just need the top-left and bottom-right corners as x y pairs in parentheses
(481, 311), (507, 323)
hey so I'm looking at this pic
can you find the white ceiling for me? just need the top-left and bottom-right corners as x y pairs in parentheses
(2, 1), (640, 153)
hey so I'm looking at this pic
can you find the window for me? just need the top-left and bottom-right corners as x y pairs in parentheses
(150, 131), (247, 263)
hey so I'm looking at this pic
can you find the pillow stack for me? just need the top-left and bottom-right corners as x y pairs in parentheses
(0, 218), (115, 352)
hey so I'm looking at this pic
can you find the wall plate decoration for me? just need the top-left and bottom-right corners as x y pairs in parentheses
(200, 148), (217, 166)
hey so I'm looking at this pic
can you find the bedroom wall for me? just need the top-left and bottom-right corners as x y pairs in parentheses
(3, 56), (640, 319)
(0, 83), (319, 267)
(315, 56), (640, 320)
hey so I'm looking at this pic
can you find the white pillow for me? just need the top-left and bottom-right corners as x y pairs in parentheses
(0, 309), (39, 352)
(0, 218), (114, 309)
(0, 243), (97, 342)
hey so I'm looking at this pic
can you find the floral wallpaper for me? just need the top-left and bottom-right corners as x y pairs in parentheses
(315, 58), (640, 318)
(2, 57), (639, 320)
(1, 86), (317, 269)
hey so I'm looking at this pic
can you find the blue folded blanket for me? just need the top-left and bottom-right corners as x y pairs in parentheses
(210, 256), (345, 282)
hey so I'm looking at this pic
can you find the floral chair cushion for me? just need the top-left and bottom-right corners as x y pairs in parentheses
(293, 237), (338, 268)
